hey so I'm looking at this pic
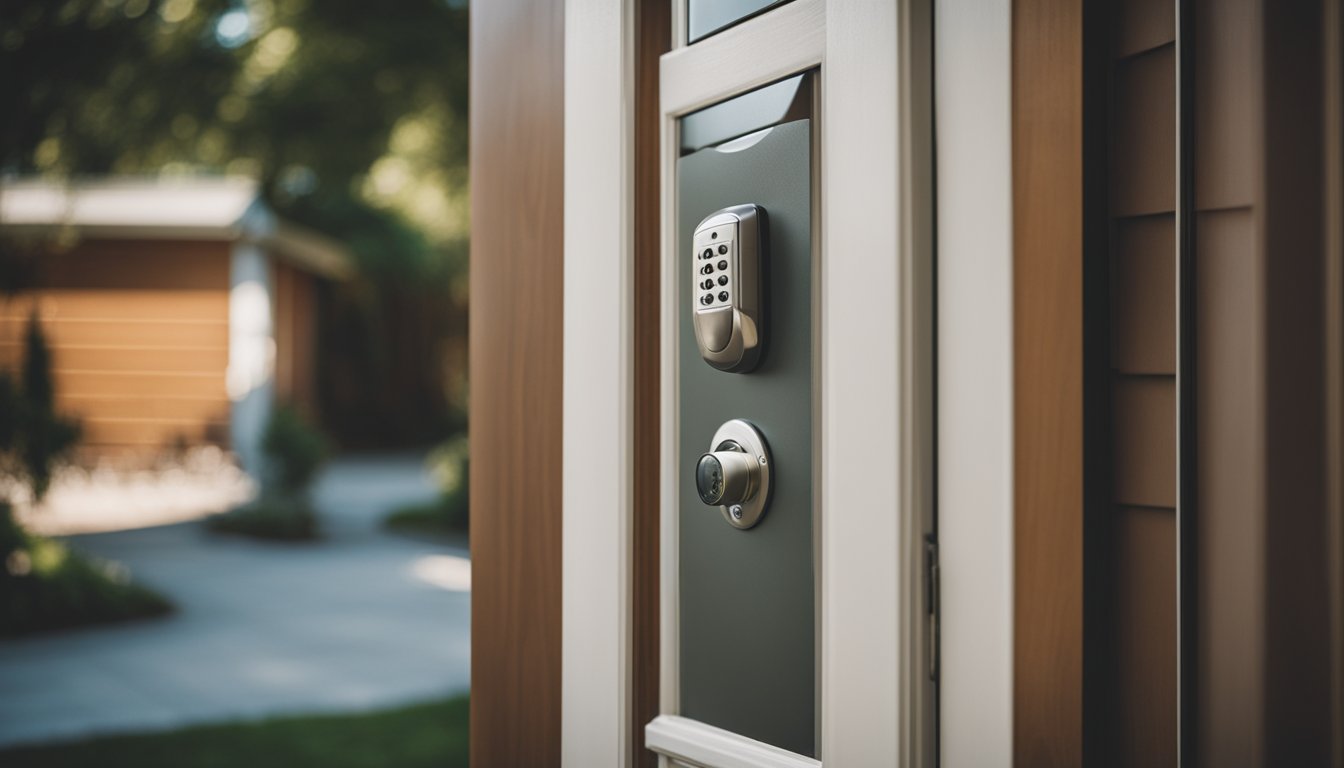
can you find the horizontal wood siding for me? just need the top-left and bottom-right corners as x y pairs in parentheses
(0, 240), (230, 452)
(1106, 1), (1178, 764)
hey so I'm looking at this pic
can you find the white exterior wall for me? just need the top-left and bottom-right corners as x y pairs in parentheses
(227, 241), (275, 479)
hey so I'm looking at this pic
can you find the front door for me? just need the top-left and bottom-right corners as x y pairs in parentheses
(641, 1), (936, 766)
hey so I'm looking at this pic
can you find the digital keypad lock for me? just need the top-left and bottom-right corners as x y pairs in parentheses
(691, 204), (767, 373)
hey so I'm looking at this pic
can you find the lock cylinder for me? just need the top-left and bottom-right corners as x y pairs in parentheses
(695, 419), (772, 529)
(695, 447), (759, 506)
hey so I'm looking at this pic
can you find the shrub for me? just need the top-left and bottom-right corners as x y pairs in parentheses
(0, 501), (172, 637)
(261, 404), (331, 496)
(385, 435), (468, 538)
(205, 496), (319, 542)
(208, 405), (329, 542)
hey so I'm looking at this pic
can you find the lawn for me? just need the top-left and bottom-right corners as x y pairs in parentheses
(0, 696), (469, 768)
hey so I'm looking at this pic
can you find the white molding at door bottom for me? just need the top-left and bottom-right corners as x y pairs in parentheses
(646, 715), (823, 768)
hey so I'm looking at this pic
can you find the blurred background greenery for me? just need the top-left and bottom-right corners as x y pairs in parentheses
(1, 0), (470, 448)
(0, 2), (471, 762)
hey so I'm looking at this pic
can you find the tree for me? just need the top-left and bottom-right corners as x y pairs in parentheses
(1, 0), (468, 204)
(0, 313), (81, 504)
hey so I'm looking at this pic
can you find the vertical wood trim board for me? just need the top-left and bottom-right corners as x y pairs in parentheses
(1325, 2), (1344, 764)
(469, 1), (565, 765)
(1012, 1), (1086, 765)
(1261, 2), (1331, 761)
(1190, 1), (1334, 764)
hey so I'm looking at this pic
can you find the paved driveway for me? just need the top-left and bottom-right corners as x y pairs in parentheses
(0, 456), (469, 748)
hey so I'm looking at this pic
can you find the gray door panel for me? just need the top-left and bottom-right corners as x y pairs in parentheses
(677, 117), (815, 758)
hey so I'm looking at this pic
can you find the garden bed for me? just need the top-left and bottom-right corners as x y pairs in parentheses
(1, 503), (172, 638)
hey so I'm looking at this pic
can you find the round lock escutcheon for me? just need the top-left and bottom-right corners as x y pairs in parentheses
(694, 419), (771, 529)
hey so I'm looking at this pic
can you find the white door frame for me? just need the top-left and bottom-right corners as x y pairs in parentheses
(562, 0), (635, 765)
(562, 0), (938, 764)
(932, 1), (1015, 765)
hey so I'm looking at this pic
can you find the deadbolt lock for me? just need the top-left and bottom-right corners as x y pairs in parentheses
(695, 419), (772, 529)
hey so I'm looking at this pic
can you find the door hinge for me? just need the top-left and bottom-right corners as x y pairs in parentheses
(925, 534), (940, 683)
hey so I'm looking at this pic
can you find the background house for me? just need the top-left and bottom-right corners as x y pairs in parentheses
(0, 177), (350, 476)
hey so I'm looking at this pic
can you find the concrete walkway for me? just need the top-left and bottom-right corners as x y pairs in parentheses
(0, 456), (469, 748)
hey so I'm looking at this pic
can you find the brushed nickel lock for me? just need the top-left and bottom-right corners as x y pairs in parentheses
(691, 204), (767, 373)
(695, 419), (772, 529)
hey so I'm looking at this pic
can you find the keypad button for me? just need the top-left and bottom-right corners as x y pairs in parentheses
(701, 279), (714, 290)
(718, 244), (728, 255)
(717, 275), (728, 286)
(702, 248), (713, 259)
(718, 291), (729, 302)
(701, 264), (713, 275)
(717, 260), (728, 271)
(701, 294), (713, 305)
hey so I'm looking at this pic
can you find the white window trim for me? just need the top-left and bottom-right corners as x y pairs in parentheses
(562, 0), (940, 765)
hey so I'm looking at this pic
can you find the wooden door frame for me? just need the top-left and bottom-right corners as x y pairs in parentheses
(1328, 3), (1344, 764)
(469, 1), (565, 764)
(1010, 1), (1089, 765)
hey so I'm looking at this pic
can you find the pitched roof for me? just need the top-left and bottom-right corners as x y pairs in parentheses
(0, 177), (352, 279)
(1, 177), (260, 232)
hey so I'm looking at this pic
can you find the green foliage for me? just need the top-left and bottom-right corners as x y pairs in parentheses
(0, 312), (81, 502)
(262, 404), (330, 495)
(0, 501), (173, 638)
(1, 0), (468, 196)
(0, 373), (16, 460)
(0, 316), (155, 637)
(208, 405), (327, 541)
(2, 0), (472, 450)
(205, 495), (318, 541)
(385, 436), (468, 538)
(0, 695), (469, 768)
